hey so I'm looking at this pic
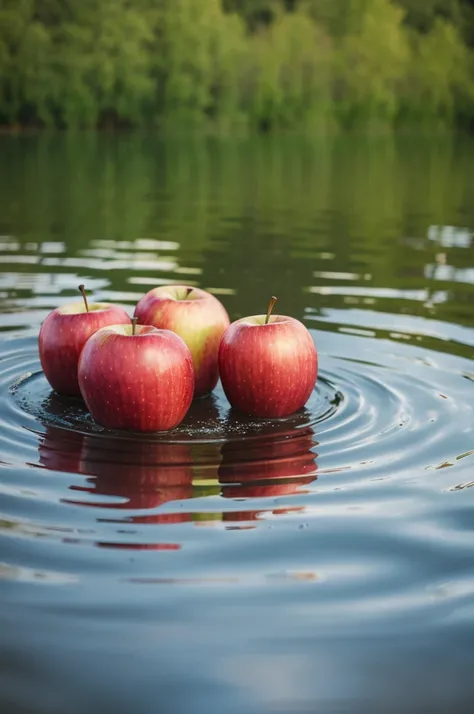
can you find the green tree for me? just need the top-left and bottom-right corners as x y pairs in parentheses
(158, 0), (247, 128)
(458, 0), (474, 46)
(301, 0), (374, 37)
(0, 0), (473, 130)
(401, 18), (473, 124)
(245, 11), (333, 130)
(336, 0), (409, 124)
(396, 0), (461, 33)
(222, 0), (284, 29)
(0, 0), (36, 123)
(54, 0), (154, 128)
(0, 0), (155, 128)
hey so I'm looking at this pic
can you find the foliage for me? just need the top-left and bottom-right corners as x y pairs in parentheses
(157, 0), (248, 129)
(336, 0), (409, 124)
(0, 0), (473, 130)
(245, 11), (334, 130)
(401, 18), (474, 124)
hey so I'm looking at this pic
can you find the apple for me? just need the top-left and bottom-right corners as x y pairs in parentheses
(134, 285), (230, 398)
(218, 297), (318, 418)
(38, 284), (131, 397)
(78, 319), (194, 432)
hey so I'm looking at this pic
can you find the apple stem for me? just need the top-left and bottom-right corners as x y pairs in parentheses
(265, 296), (278, 325)
(131, 317), (138, 336)
(78, 284), (89, 313)
(185, 287), (193, 299)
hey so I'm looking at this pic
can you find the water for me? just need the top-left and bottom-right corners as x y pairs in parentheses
(1, 134), (474, 714)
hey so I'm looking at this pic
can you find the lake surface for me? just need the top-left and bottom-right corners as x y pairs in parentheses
(0, 134), (474, 714)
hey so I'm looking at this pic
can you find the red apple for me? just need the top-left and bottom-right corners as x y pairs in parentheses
(39, 285), (131, 396)
(218, 297), (318, 418)
(78, 320), (194, 432)
(134, 285), (230, 398)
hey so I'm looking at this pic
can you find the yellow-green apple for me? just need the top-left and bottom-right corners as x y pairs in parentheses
(38, 285), (131, 397)
(78, 320), (194, 432)
(218, 297), (318, 418)
(134, 285), (230, 398)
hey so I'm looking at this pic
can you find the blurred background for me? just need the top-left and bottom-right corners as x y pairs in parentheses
(1, 0), (474, 133)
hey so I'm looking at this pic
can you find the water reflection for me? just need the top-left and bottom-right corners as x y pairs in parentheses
(219, 429), (317, 523)
(1, 136), (473, 333)
(1, 134), (474, 714)
(39, 426), (193, 536)
(36, 414), (319, 542)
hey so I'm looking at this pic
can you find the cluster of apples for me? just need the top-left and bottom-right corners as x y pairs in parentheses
(38, 284), (318, 432)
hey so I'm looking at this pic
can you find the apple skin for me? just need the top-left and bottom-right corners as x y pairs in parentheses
(78, 323), (194, 432)
(134, 285), (230, 399)
(218, 314), (318, 418)
(39, 300), (131, 397)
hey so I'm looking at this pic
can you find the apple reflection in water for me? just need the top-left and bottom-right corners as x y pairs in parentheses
(37, 391), (318, 535)
(37, 424), (193, 550)
(218, 427), (318, 524)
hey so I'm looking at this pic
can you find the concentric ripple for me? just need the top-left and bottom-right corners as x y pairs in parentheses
(1, 326), (473, 574)
(2, 134), (474, 714)
(11, 356), (340, 443)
